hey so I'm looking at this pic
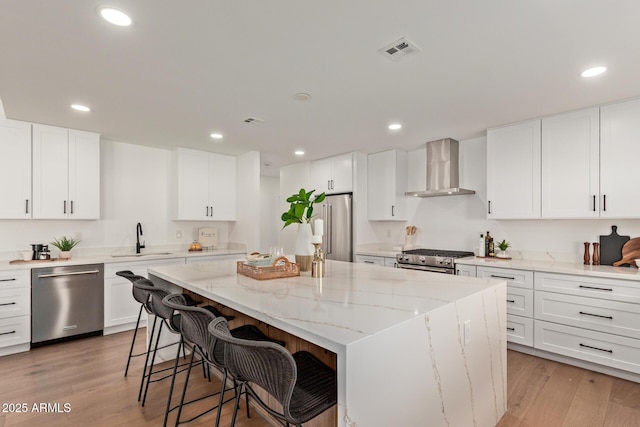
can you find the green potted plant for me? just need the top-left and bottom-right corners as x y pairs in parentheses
(497, 239), (510, 258)
(281, 188), (326, 271)
(50, 236), (80, 260)
(281, 188), (326, 228)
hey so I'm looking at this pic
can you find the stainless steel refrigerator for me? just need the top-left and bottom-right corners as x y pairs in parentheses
(318, 193), (353, 262)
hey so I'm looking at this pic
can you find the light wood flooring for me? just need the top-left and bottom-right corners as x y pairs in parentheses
(1, 331), (640, 426)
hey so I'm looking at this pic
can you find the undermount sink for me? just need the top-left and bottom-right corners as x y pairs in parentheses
(111, 252), (173, 258)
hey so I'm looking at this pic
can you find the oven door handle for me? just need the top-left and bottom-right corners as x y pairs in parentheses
(397, 264), (452, 274)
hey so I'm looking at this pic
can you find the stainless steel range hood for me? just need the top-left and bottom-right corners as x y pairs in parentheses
(405, 138), (476, 197)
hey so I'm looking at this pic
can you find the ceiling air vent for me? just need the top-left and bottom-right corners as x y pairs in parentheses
(378, 37), (421, 61)
(243, 117), (265, 125)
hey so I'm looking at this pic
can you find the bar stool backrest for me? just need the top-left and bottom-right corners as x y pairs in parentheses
(208, 317), (297, 414)
(162, 293), (217, 361)
(116, 270), (149, 306)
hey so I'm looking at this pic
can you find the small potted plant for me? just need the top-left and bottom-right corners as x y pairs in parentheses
(50, 236), (80, 260)
(281, 188), (326, 271)
(497, 239), (510, 258)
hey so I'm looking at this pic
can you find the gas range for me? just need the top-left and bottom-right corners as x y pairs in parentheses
(396, 249), (475, 274)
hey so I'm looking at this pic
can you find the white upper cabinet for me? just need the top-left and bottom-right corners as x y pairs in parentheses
(487, 119), (541, 219)
(174, 148), (237, 221)
(310, 153), (353, 194)
(0, 120), (32, 219)
(541, 107), (600, 218)
(32, 124), (100, 219)
(600, 98), (640, 218)
(368, 149), (407, 221)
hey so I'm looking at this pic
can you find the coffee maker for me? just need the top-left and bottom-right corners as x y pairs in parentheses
(31, 244), (51, 260)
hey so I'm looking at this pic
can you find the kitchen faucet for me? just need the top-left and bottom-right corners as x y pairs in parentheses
(136, 222), (145, 254)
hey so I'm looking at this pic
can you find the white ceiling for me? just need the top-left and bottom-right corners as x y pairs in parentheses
(2, 1), (640, 176)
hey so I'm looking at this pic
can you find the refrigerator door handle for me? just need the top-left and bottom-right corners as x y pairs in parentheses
(327, 204), (333, 255)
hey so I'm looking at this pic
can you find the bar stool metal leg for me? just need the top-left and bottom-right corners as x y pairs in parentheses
(124, 303), (144, 377)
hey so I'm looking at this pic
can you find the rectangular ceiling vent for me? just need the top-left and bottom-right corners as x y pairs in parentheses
(243, 117), (265, 125)
(378, 37), (421, 61)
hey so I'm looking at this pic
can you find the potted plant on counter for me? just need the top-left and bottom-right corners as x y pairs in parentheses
(497, 239), (510, 258)
(50, 236), (80, 260)
(281, 188), (326, 271)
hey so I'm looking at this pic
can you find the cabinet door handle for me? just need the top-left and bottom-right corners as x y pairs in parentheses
(328, 180), (331, 190)
(25, 199), (29, 214)
(579, 311), (613, 320)
(579, 285), (613, 292)
(579, 343), (612, 353)
(70, 200), (74, 214)
(0, 278), (16, 282)
(506, 327), (515, 331)
(603, 195), (606, 211)
(506, 299), (515, 303)
(0, 330), (16, 336)
(331, 179), (334, 190)
(63, 200), (67, 214)
(488, 200), (492, 214)
(490, 274), (515, 280)
(593, 195), (596, 212)
(364, 260), (375, 264)
(0, 302), (16, 306)
(206, 206), (209, 217)
(391, 205), (395, 217)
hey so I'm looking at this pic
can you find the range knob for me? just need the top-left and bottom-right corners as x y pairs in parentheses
(418, 256), (427, 264)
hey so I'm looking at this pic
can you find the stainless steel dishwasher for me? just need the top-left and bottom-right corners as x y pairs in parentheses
(31, 263), (104, 345)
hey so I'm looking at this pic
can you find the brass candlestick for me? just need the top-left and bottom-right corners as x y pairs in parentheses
(311, 243), (325, 278)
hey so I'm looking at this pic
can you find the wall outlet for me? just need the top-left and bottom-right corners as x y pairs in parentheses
(176, 230), (182, 239)
(463, 320), (471, 346)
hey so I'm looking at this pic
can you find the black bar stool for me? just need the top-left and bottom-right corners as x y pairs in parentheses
(208, 317), (336, 427)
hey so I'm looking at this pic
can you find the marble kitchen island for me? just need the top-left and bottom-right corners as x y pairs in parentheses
(148, 259), (507, 427)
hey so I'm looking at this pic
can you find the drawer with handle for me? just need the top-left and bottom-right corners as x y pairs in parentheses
(534, 320), (640, 374)
(477, 266), (533, 289)
(0, 269), (30, 288)
(535, 291), (640, 339)
(507, 314), (533, 346)
(535, 272), (640, 304)
(0, 315), (30, 351)
(506, 287), (533, 318)
(0, 287), (29, 319)
(355, 255), (385, 266)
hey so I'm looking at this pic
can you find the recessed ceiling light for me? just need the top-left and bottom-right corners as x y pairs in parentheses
(71, 104), (91, 112)
(581, 66), (607, 77)
(294, 150), (305, 156)
(210, 133), (223, 139)
(99, 7), (132, 26)
(388, 123), (402, 130)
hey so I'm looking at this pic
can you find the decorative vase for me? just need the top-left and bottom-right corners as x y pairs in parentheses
(496, 250), (508, 258)
(295, 223), (314, 271)
(59, 251), (72, 259)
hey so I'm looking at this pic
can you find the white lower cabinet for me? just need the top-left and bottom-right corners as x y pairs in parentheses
(477, 266), (535, 346)
(355, 254), (397, 267)
(507, 314), (534, 347)
(455, 264), (476, 277)
(535, 320), (640, 374)
(0, 269), (31, 356)
(533, 271), (640, 377)
(104, 258), (185, 334)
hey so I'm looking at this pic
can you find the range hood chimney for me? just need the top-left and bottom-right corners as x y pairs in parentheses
(405, 138), (475, 198)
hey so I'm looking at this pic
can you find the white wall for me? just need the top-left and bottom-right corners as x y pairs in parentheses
(364, 136), (640, 262)
(278, 162), (311, 254)
(259, 175), (280, 254)
(0, 140), (233, 259)
(229, 151), (261, 252)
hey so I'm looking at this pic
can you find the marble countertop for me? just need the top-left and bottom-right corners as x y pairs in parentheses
(0, 248), (246, 272)
(457, 256), (640, 281)
(148, 259), (502, 352)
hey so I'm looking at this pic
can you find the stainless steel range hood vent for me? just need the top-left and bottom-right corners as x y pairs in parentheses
(405, 138), (476, 198)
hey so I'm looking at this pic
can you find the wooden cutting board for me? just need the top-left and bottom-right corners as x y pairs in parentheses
(599, 225), (630, 266)
(613, 238), (640, 267)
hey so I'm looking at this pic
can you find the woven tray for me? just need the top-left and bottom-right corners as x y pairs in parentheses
(237, 256), (300, 280)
